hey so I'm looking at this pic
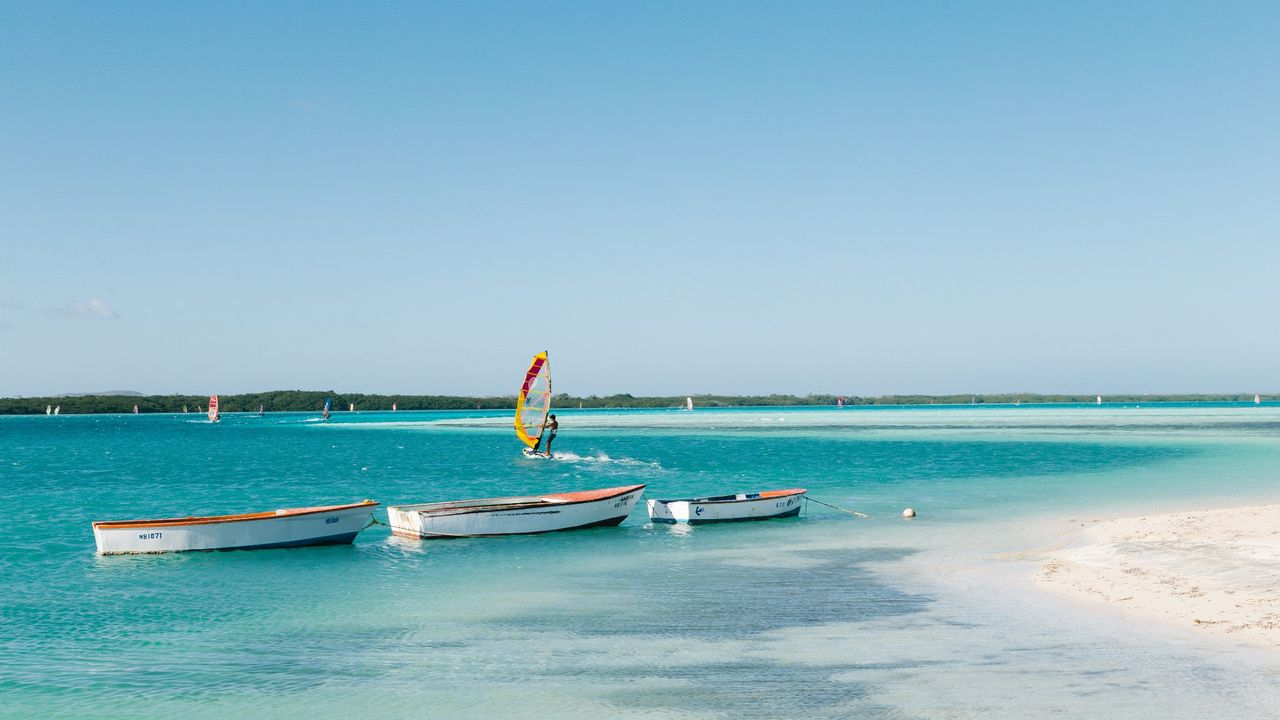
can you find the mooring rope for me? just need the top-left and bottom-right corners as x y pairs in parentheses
(361, 516), (389, 531)
(805, 496), (870, 518)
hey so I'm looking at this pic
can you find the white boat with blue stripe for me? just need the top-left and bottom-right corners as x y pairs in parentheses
(92, 500), (378, 555)
(647, 488), (806, 524)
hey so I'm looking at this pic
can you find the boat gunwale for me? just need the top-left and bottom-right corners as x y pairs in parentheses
(390, 484), (646, 517)
(92, 500), (379, 529)
(650, 488), (807, 505)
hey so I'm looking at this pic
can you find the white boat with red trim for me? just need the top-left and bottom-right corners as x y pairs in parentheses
(646, 488), (806, 524)
(387, 484), (645, 539)
(92, 500), (379, 555)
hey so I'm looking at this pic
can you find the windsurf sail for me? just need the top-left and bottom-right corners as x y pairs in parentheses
(208, 395), (220, 423)
(837, 395), (844, 408)
(514, 351), (552, 449)
(322, 397), (331, 420)
(686, 397), (694, 411)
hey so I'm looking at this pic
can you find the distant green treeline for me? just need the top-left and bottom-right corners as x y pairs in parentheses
(0, 391), (1270, 415)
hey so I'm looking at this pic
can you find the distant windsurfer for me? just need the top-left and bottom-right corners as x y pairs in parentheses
(532, 414), (558, 456)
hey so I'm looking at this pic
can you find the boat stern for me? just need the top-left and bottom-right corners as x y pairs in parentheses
(646, 499), (689, 523)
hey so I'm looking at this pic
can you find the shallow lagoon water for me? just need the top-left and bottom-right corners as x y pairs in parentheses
(3, 405), (1280, 718)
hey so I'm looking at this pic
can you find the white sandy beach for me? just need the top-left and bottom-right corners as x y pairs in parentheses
(1037, 505), (1280, 649)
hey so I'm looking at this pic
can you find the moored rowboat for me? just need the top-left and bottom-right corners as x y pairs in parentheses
(92, 500), (379, 554)
(646, 488), (806, 524)
(387, 484), (645, 539)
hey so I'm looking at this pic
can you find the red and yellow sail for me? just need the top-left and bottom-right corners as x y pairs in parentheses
(514, 351), (552, 448)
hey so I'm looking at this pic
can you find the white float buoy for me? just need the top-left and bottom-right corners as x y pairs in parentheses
(902, 508), (916, 518)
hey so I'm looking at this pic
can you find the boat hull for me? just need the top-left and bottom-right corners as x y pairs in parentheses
(92, 501), (378, 555)
(647, 489), (806, 524)
(388, 484), (644, 539)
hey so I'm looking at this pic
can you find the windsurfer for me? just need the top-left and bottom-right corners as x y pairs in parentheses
(533, 415), (558, 456)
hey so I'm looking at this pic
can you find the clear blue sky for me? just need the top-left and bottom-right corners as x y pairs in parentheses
(2, 2), (1277, 397)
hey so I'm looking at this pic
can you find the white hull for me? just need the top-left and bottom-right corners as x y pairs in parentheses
(93, 501), (378, 554)
(647, 489), (806, 524)
(388, 484), (644, 539)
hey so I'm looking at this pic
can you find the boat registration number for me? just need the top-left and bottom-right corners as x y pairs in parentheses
(138, 532), (162, 540)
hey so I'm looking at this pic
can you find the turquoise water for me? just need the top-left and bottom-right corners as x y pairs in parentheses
(3, 405), (1280, 718)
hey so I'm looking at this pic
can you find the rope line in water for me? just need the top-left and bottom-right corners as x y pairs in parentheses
(805, 496), (871, 518)
(361, 516), (389, 532)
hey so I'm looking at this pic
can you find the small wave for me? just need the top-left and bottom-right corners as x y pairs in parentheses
(550, 451), (661, 469)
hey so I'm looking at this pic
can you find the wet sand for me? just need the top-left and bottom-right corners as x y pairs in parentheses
(1037, 505), (1280, 648)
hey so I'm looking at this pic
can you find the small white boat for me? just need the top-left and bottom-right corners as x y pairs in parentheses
(647, 488), (806, 524)
(686, 396), (694, 411)
(1096, 395), (1102, 405)
(387, 484), (645, 539)
(92, 500), (378, 555)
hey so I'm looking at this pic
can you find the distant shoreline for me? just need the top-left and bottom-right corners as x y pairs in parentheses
(0, 391), (1270, 415)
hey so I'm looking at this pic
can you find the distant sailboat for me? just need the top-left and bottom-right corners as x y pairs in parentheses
(207, 395), (220, 423)
(1256, 394), (1262, 405)
(133, 404), (139, 414)
(392, 402), (398, 412)
(349, 402), (355, 413)
(837, 395), (844, 409)
(53, 405), (60, 415)
(322, 397), (331, 421)
(183, 405), (188, 413)
(46, 404), (51, 416)
(258, 404), (265, 417)
(1096, 395), (1102, 405)
(686, 397), (694, 412)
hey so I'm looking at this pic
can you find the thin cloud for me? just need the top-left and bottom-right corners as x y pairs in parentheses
(63, 298), (121, 319)
(0, 296), (25, 310)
